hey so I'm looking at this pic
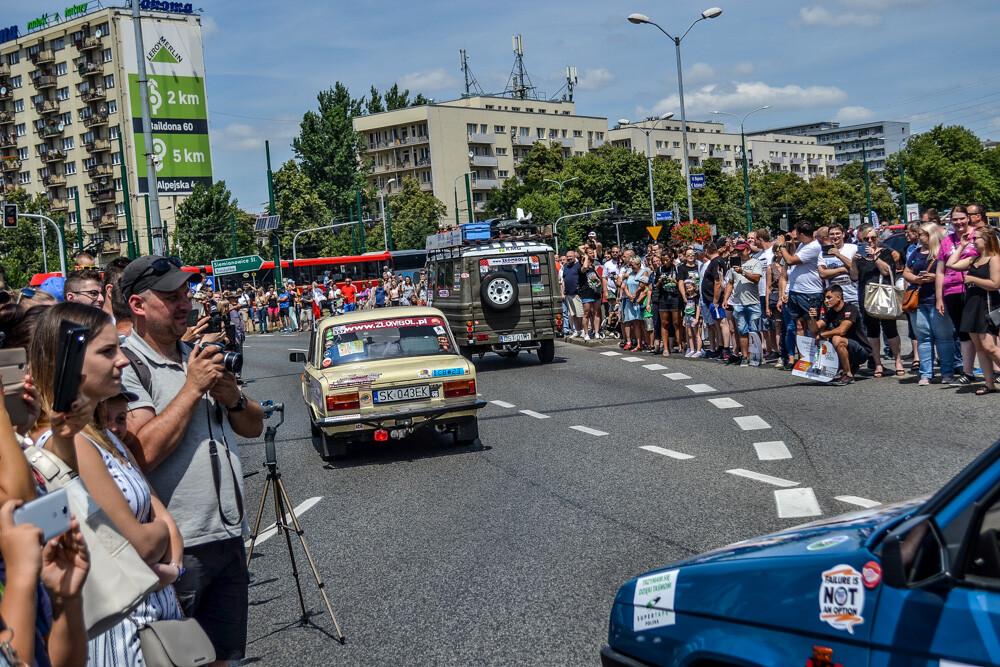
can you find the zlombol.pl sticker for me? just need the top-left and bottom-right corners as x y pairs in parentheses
(819, 564), (865, 633)
(633, 569), (678, 631)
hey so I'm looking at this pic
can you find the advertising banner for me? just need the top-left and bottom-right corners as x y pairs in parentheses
(792, 335), (839, 382)
(120, 15), (212, 194)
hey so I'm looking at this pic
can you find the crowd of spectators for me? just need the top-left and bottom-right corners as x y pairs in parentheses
(559, 203), (1000, 388)
(0, 252), (265, 664)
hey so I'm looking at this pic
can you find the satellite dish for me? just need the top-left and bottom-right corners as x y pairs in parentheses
(0, 87), (6, 95)
(95, 29), (102, 38)
(57, 122), (65, 131)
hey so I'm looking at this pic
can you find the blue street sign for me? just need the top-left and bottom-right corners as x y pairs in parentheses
(689, 174), (706, 189)
(654, 211), (674, 222)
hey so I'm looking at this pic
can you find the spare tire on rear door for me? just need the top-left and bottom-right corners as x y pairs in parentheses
(480, 271), (519, 311)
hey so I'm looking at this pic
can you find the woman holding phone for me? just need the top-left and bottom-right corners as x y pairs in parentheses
(948, 226), (1000, 394)
(903, 223), (956, 385)
(28, 303), (186, 664)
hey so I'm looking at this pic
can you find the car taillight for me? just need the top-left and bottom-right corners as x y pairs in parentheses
(326, 392), (360, 411)
(443, 379), (476, 398)
(476, 334), (488, 341)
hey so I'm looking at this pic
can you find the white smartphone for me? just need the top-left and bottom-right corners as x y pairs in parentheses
(13, 488), (71, 542)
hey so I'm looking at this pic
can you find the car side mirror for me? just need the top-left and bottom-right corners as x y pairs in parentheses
(289, 351), (306, 363)
(879, 515), (952, 590)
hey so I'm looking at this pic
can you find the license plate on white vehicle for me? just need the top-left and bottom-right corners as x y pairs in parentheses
(500, 332), (531, 342)
(374, 385), (431, 403)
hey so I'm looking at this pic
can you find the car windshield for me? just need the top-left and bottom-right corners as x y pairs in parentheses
(319, 315), (456, 367)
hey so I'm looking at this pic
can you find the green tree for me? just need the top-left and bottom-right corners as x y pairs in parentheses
(383, 83), (412, 111)
(172, 181), (249, 266)
(272, 160), (331, 258)
(749, 168), (811, 230)
(364, 85), (385, 115)
(292, 82), (370, 217)
(384, 176), (447, 250)
(834, 160), (897, 224)
(0, 188), (65, 287)
(690, 159), (743, 234)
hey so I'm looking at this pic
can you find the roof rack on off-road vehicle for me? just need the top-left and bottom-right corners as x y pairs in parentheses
(426, 218), (555, 256)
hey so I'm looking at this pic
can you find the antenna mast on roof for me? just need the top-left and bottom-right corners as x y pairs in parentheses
(459, 49), (484, 98)
(504, 35), (537, 100)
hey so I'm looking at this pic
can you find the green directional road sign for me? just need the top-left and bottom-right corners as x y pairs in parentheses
(212, 255), (264, 277)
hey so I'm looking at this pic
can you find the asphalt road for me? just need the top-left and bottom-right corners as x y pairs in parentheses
(231, 331), (998, 666)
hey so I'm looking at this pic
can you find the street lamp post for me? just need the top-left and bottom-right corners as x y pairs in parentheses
(628, 8), (722, 223)
(619, 113), (675, 226)
(453, 172), (473, 227)
(710, 106), (771, 234)
(543, 176), (579, 252)
(860, 143), (873, 226)
(380, 177), (396, 250)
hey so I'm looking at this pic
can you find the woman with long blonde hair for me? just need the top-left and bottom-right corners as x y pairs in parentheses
(903, 223), (956, 384)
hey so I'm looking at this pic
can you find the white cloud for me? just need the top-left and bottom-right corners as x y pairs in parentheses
(200, 15), (218, 39)
(639, 81), (848, 118)
(795, 6), (881, 28)
(211, 116), (298, 153)
(396, 68), (460, 93)
(731, 62), (756, 77)
(684, 62), (716, 85)
(576, 68), (616, 91)
(833, 105), (877, 124)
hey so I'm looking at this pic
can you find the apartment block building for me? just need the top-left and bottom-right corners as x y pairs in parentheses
(607, 119), (838, 180)
(3, 4), (210, 264)
(353, 95), (608, 222)
(755, 120), (910, 172)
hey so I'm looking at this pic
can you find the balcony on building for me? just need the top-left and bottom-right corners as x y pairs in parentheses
(512, 135), (536, 147)
(33, 74), (57, 90)
(40, 148), (65, 163)
(81, 87), (105, 103)
(85, 138), (111, 153)
(419, 181), (432, 192)
(90, 189), (116, 204)
(473, 201), (487, 213)
(98, 243), (121, 255)
(0, 158), (20, 172)
(88, 163), (113, 178)
(588, 138), (605, 150)
(467, 132), (496, 144)
(549, 137), (575, 148)
(42, 173), (66, 188)
(30, 50), (55, 65)
(0, 63), (9, 78)
(75, 35), (103, 51)
(769, 155), (785, 165)
(83, 112), (109, 128)
(76, 60), (104, 77)
(86, 177), (113, 193)
(0, 89), (11, 102)
(790, 157), (804, 166)
(0, 111), (13, 125)
(88, 208), (111, 224)
(49, 198), (68, 212)
(37, 122), (63, 139)
(35, 99), (60, 115)
(470, 155), (498, 167)
(470, 178), (499, 190)
(0, 135), (15, 150)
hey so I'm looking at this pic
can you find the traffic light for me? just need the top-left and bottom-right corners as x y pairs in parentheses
(2, 203), (15, 229)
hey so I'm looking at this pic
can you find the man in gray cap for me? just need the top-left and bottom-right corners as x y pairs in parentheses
(118, 255), (263, 662)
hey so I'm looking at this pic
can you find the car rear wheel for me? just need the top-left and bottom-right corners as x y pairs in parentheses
(453, 419), (480, 447)
(480, 272), (519, 311)
(538, 339), (555, 364)
(318, 430), (350, 460)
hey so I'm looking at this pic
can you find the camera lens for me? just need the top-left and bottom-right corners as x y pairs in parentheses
(223, 351), (243, 374)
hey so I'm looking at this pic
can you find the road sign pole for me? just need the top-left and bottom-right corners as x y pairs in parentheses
(117, 129), (135, 258)
(144, 194), (153, 254)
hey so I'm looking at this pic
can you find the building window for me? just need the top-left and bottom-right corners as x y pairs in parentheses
(10, 76), (21, 89)
(68, 211), (76, 225)
(62, 137), (74, 151)
(12, 100), (22, 113)
(536, 127), (544, 138)
(107, 100), (117, 114)
(53, 37), (65, 51)
(7, 52), (19, 66)
(596, 132), (604, 140)
(574, 130), (583, 137)
(114, 178), (121, 191)
(64, 162), (76, 175)
(60, 112), (72, 127)
(480, 124), (487, 133)
(97, 23), (110, 36)
(498, 170), (508, 178)
(57, 87), (70, 101)
(101, 48), (112, 63)
(467, 123), (476, 134)
(104, 74), (114, 89)
(56, 62), (68, 76)
(109, 126), (119, 140)
(27, 46), (39, 58)
(116, 203), (125, 217)
(494, 126), (504, 133)
(17, 148), (28, 160)
(18, 172), (30, 185)
(83, 156), (97, 169)
(78, 108), (91, 121)
(496, 147), (507, 156)
(14, 124), (25, 137)
(111, 152), (120, 166)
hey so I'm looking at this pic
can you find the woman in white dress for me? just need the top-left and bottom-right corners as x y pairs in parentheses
(29, 302), (186, 666)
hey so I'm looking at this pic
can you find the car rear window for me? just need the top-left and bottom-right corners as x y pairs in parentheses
(319, 315), (456, 367)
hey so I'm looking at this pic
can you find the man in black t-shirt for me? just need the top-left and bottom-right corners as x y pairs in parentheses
(807, 285), (871, 384)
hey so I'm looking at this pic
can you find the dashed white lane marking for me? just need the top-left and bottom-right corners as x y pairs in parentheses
(642, 363), (668, 370)
(641, 445), (694, 460)
(775, 488), (822, 518)
(835, 495), (881, 508)
(753, 441), (792, 460)
(600, 351), (622, 356)
(663, 372), (691, 380)
(570, 425), (608, 437)
(685, 384), (716, 393)
(708, 397), (743, 409)
(520, 410), (550, 419)
(734, 415), (771, 430)
(621, 356), (644, 362)
(726, 469), (799, 487)
(490, 400), (516, 409)
(245, 497), (323, 548)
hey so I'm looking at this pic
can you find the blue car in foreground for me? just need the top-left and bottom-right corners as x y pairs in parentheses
(603, 440), (1000, 667)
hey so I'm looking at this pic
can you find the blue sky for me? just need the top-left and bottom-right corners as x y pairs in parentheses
(9, 0), (1000, 213)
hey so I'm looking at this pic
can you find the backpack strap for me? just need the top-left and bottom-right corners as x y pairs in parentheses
(120, 346), (153, 397)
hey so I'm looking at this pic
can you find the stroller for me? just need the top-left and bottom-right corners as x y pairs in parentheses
(601, 308), (623, 339)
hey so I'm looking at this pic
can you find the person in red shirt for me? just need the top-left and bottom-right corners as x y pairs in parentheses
(341, 278), (358, 312)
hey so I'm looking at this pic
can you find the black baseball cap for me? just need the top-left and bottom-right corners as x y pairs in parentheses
(119, 255), (197, 299)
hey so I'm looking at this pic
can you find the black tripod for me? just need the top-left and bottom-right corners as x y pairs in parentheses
(246, 401), (345, 643)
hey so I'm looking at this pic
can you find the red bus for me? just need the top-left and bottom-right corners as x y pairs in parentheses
(182, 251), (393, 292)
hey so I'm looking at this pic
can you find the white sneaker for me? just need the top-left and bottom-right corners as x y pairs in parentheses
(583, 333), (591, 341)
(572, 331), (582, 338)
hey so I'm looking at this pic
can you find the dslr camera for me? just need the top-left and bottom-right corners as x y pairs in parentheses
(200, 341), (243, 374)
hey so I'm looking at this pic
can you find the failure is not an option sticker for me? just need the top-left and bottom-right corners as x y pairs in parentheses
(819, 564), (865, 633)
(633, 569), (678, 632)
